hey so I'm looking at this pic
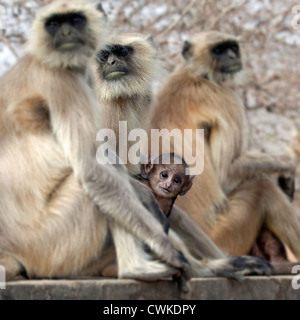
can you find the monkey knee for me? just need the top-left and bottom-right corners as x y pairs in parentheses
(101, 264), (118, 278)
(0, 254), (25, 280)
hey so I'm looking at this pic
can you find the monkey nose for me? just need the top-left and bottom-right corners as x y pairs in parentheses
(61, 24), (72, 36)
(228, 49), (237, 59)
(107, 56), (116, 66)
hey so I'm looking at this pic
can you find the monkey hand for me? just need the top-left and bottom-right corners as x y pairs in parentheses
(173, 268), (191, 299)
(208, 256), (273, 282)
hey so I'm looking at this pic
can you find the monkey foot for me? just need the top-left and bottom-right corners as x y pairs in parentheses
(119, 261), (180, 282)
(119, 258), (191, 296)
(208, 255), (273, 281)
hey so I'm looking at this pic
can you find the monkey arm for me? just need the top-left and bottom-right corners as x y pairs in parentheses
(228, 152), (295, 182)
(168, 205), (273, 279)
(50, 80), (188, 271)
(169, 205), (226, 260)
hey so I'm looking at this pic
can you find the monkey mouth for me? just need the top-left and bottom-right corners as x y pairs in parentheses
(160, 187), (171, 194)
(158, 187), (174, 199)
(221, 62), (242, 73)
(103, 66), (129, 80)
(56, 39), (85, 52)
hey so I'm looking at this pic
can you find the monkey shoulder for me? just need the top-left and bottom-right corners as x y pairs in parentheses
(1, 57), (57, 133)
(134, 174), (150, 186)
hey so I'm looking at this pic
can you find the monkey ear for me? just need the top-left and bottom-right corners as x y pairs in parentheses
(182, 40), (192, 60)
(140, 154), (154, 179)
(146, 35), (154, 44)
(179, 175), (195, 196)
(141, 163), (154, 179)
(145, 35), (158, 54)
(96, 2), (108, 19)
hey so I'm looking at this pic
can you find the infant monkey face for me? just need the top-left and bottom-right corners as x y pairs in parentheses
(151, 164), (188, 199)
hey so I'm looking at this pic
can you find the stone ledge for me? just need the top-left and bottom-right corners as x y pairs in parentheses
(0, 276), (299, 300)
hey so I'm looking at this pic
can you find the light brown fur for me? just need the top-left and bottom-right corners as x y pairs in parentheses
(151, 31), (300, 263)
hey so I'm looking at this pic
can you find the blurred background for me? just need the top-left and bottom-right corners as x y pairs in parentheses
(0, 0), (300, 206)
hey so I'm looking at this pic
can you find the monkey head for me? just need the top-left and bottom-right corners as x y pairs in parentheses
(182, 31), (243, 84)
(94, 33), (157, 100)
(26, 0), (107, 69)
(141, 154), (195, 199)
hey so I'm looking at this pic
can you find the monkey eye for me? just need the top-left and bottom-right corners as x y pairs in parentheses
(211, 45), (223, 55)
(70, 14), (86, 28)
(174, 177), (182, 184)
(118, 47), (130, 57)
(98, 50), (109, 63)
(230, 44), (239, 54)
(110, 45), (134, 59)
(212, 42), (239, 56)
(161, 172), (169, 179)
(46, 20), (60, 31)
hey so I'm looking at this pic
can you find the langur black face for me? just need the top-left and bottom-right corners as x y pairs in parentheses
(45, 12), (87, 52)
(211, 41), (242, 74)
(97, 44), (134, 80)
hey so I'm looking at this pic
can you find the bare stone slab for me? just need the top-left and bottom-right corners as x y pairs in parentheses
(0, 276), (299, 300)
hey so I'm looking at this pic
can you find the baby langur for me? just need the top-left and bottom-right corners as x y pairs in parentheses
(138, 154), (195, 217)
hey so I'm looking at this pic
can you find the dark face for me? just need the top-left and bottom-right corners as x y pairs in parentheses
(149, 164), (189, 199)
(45, 13), (87, 52)
(96, 44), (134, 80)
(211, 41), (242, 74)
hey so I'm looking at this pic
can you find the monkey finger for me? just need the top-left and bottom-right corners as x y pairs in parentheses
(172, 270), (191, 299)
(232, 256), (274, 276)
(153, 236), (191, 272)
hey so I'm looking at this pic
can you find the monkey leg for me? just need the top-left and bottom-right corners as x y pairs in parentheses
(0, 253), (26, 280)
(169, 205), (226, 260)
(109, 222), (180, 281)
(209, 175), (300, 260)
(109, 179), (190, 291)
(205, 179), (264, 256)
(4, 175), (110, 279)
(168, 206), (273, 278)
(260, 176), (300, 260)
(271, 261), (300, 275)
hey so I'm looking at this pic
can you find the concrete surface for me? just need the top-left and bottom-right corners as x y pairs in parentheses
(0, 276), (299, 300)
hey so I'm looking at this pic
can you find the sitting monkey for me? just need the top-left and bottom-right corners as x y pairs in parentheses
(136, 153), (195, 217)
